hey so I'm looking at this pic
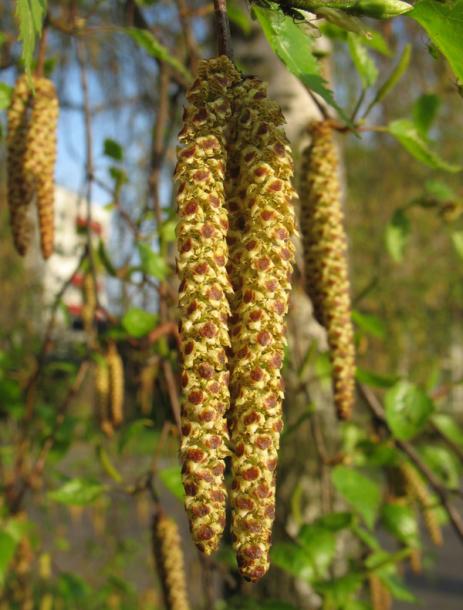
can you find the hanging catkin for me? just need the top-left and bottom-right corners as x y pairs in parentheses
(95, 358), (113, 437)
(23, 77), (59, 259)
(175, 56), (241, 554)
(6, 75), (33, 255)
(368, 574), (392, 610)
(299, 120), (355, 420)
(107, 343), (124, 428)
(399, 461), (443, 546)
(227, 77), (296, 582)
(152, 512), (190, 610)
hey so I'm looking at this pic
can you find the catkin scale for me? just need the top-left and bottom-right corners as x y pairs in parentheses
(106, 343), (124, 428)
(227, 78), (296, 582)
(152, 512), (190, 610)
(23, 77), (59, 259)
(299, 121), (355, 420)
(6, 76), (33, 255)
(175, 57), (241, 555)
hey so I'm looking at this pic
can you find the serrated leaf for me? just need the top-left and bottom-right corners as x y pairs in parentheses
(412, 93), (440, 137)
(158, 464), (184, 501)
(381, 503), (420, 546)
(347, 33), (378, 88)
(432, 413), (463, 446)
(103, 138), (123, 161)
(385, 208), (410, 263)
(331, 466), (381, 529)
(384, 380), (434, 441)
(253, 6), (349, 122)
(411, 0), (463, 82)
(388, 118), (461, 172)
(419, 444), (462, 489)
(126, 28), (192, 82)
(138, 243), (169, 280)
(0, 83), (12, 110)
(297, 524), (336, 578)
(121, 307), (157, 338)
(15, 0), (47, 77)
(48, 478), (105, 506)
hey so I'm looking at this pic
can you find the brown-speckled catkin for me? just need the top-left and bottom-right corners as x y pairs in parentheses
(175, 56), (241, 555)
(299, 120), (355, 420)
(7, 76), (33, 255)
(227, 77), (296, 582)
(152, 512), (190, 610)
(23, 77), (59, 259)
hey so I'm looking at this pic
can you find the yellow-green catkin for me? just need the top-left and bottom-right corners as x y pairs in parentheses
(299, 120), (355, 420)
(95, 358), (113, 437)
(107, 343), (124, 428)
(227, 77), (296, 582)
(175, 56), (241, 555)
(82, 273), (97, 337)
(7, 76), (32, 256)
(152, 512), (190, 610)
(368, 574), (392, 610)
(399, 462), (443, 546)
(23, 77), (59, 259)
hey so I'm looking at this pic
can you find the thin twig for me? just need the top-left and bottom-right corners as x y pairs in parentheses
(213, 0), (233, 59)
(358, 383), (463, 543)
(35, 19), (49, 78)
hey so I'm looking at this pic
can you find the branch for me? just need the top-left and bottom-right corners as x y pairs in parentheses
(213, 0), (233, 59)
(358, 383), (463, 544)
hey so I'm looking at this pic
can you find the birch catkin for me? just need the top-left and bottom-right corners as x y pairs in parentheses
(23, 77), (59, 259)
(152, 512), (190, 610)
(299, 120), (355, 420)
(227, 77), (296, 582)
(107, 343), (124, 428)
(175, 56), (241, 554)
(7, 76), (32, 256)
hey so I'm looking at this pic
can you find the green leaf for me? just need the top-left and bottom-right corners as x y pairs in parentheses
(126, 28), (192, 82)
(158, 464), (184, 501)
(411, 0), (463, 82)
(356, 368), (397, 389)
(365, 44), (411, 114)
(15, 0), (47, 77)
(315, 572), (363, 605)
(451, 231), (463, 259)
(0, 83), (12, 110)
(158, 219), (177, 243)
(419, 444), (462, 489)
(122, 307), (157, 338)
(425, 178), (456, 201)
(385, 208), (410, 263)
(384, 380), (434, 441)
(103, 138), (123, 161)
(381, 503), (419, 546)
(48, 478), (105, 506)
(352, 310), (385, 338)
(253, 6), (349, 122)
(270, 542), (314, 580)
(228, 0), (252, 34)
(347, 33), (378, 88)
(138, 242), (169, 280)
(297, 524), (337, 578)
(380, 572), (416, 602)
(432, 413), (463, 446)
(331, 466), (381, 528)
(0, 532), (18, 585)
(412, 93), (440, 137)
(388, 118), (461, 172)
(315, 511), (354, 531)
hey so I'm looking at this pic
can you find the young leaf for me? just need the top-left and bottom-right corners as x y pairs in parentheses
(227, 0), (252, 34)
(138, 243), (169, 280)
(432, 413), (463, 446)
(253, 6), (349, 122)
(347, 33), (378, 88)
(388, 118), (461, 172)
(122, 307), (157, 338)
(270, 542), (314, 580)
(0, 532), (18, 586)
(412, 93), (440, 137)
(411, 0), (463, 82)
(364, 44), (411, 115)
(352, 310), (385, 339)
(15, 0), (47, 77)
(331, 466), (381, 528)
(451, 231), (463, 259)
(126, 28), (192, 82)
(297, 524), (337, 578)
(356, 368), (397, 389)
(419, 445), (462, 489)
(385, 208), (410, 263)
(0, 83), (12, 110)
(381, 503), (420, 546)
(103, 138), (123, 161)
(384, 380), (434, 440)
(158, 464), (184, 501)
(48, 478), (105, 506)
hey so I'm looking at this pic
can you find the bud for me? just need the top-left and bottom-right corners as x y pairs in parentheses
(176, 56), (241, 555)
(152, 512), (190, 610)
(227, 77), (296, 582)
(351, 0), (412, 18)
(299, 121), (355, 420)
